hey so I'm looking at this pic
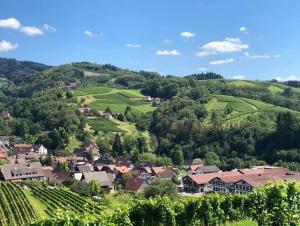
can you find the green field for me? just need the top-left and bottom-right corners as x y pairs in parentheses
(74, 86), (155, 113)
(227, 80), (256, 87)
(87, 118), (124, 132)
(206, 93), (300, 125)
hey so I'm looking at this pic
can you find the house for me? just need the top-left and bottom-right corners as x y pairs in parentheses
(124, 178), (149, 192)
(190, 165), (220, 174)
(131, 166), (152, 180)
(144, 96), (152, 102)
(13, 144), (34, 155)
(82, 141), (100, 161)
(157, 167), (178, 180)
(182, 171), (242, 193)
(74, 164), (93, 181)
(33, 144), (48, 155)
(78, 107), (92, 116)
(66, 82), (79, 89)
(116, 166), (130, 174)
(0, 144), (8, 160)
(8, 155), (27, 165)
(0, 164), (47, 182)
(151, 166), (167, 176)
(81, 171), (115, 193)
(100, 164), (116, 174)
(98, 111), (113, 119)
(0, 136), (22, 146)
(53, 170), (72, 184)
(0, 111), (12, 121)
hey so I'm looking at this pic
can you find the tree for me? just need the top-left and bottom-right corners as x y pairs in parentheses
(117, 113), (125, 121)
(112, 133), (123, 156)
(204, 152), (220, 166)
(143, 179), (177, 198)
(172, 145), (184, 166)
(136, 135), (148, 153)
(120, 173), (132, 187)
(87, 179), (102, 197)
(283, 87), (293, 97)
(105, 107), (112, 114)
(40, 155), (52, 166)
(124, 106), (134, 122)
(0, 159), (7, 165)
(123, 134), (137, 154)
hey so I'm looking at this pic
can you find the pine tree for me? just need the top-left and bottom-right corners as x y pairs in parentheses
(112, 133), (123, 156)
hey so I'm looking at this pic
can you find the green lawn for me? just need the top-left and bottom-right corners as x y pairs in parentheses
(228, 80), (256, 87)
(65, 137), (82, 152)
(74, 87), (113, 96)
(206, 97), (228, 112)
(267, 84), (284, 93)
(240, 98), (274, 110)
(88, 118), (124, 132)
(212, 95), (255, 112)
(74, 86), (155, 113)
(23, 189), (48, 219)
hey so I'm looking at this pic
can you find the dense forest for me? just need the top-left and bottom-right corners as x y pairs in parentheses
(1, 57), (300, 170)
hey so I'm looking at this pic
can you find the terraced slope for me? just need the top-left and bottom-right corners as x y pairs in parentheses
(74, 87), (155, 113)
(206, 94), (300, 125)
(0, 183), (37, 226)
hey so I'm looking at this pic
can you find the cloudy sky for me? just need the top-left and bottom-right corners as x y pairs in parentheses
(0, 0), (300, 80)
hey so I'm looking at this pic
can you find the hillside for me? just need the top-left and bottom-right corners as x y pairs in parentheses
(0, 58), (300, 170)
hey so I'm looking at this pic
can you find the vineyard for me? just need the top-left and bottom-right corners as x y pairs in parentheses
(0, 182), (37, 226)
(31, 186), (103, 216)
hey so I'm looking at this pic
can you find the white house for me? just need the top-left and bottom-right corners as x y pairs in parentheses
(33, 144), (48, 155)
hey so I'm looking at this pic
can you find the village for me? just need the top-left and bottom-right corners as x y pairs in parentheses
(0, 137), (300, 195)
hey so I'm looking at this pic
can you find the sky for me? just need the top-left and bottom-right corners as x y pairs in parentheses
(1, 0), (300, 81)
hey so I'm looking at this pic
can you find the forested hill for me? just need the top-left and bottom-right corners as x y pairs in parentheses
(1, 57), (300, 171)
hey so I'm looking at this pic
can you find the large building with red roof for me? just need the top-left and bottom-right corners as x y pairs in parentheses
(182, 167), (300, 194)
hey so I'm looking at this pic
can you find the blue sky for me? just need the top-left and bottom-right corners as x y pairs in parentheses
(0, 0), (300, 80)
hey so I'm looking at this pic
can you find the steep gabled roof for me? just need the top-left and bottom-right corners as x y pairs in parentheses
(82, 172), (114, 187)
(124, 178), (145, 192)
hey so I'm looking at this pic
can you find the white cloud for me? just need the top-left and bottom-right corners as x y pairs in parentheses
(180, 31), (196, 38)
(197, 37), (249, 57)
(244, 52), (280, 59)
(244, 51), (250, 57)
(275, 75), (300, 82)
(240, 26), (248, 34)
(84, 30), (96, 37)
(250, 54), (270, 59)
(156, 50), (181, 56)
(163, 39), (172, 43)
(232, 75), (246, 80)
(20, 26), (43, 36)
(0, 40), (18, 52)
(125, 43), (142, 48)
(0, 18), (21, 29)
(210, 58), (234, 65)
(43, 24), (56, 32)
(197, 67), (208, 72)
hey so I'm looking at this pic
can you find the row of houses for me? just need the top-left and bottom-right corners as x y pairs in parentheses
(78, 107), (120, 119)
(182, 166), (300, 194)
(1, 139), (299, 195)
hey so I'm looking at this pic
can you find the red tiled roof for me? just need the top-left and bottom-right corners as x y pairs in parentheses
(13, 144), (33, 154)
(189, 165), (201, 172)
(116, 166), (129, 174)
(151, 166), (166, 175)
(124, 178), (145, 192)
(55, 156), (72, 163)
(189, 170), (242, 185)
